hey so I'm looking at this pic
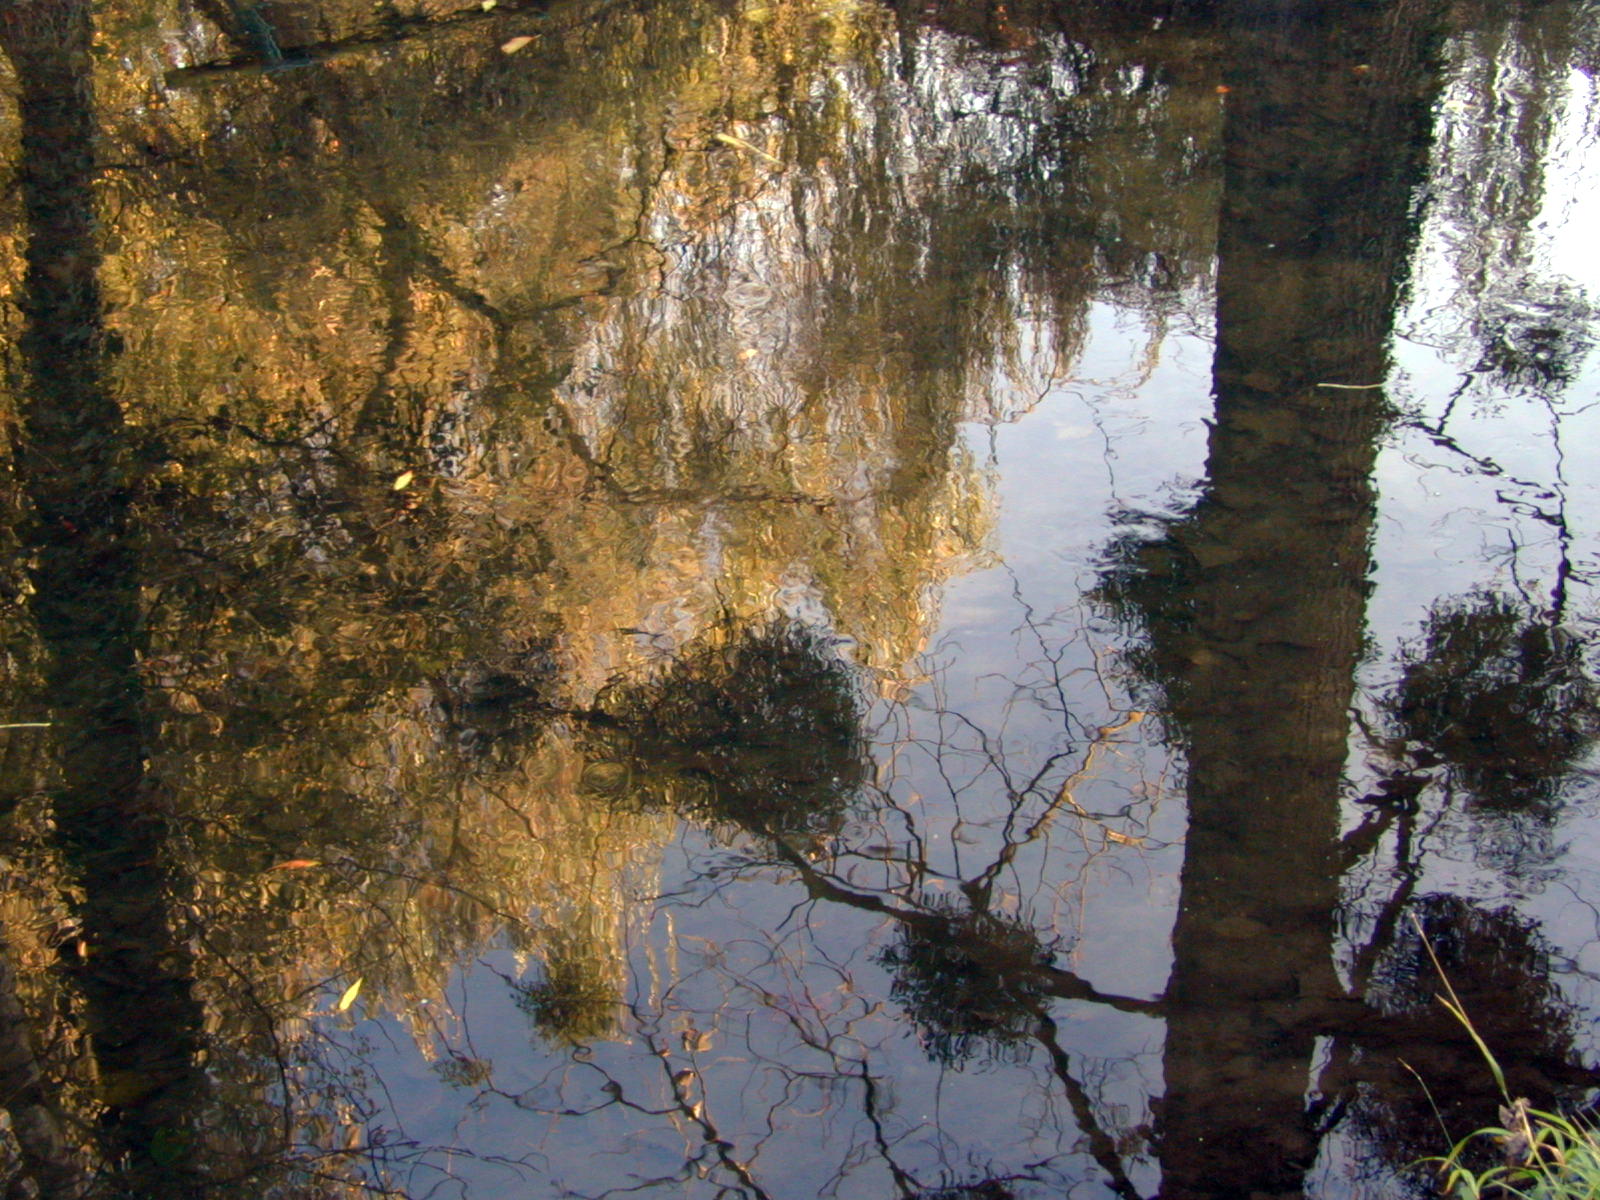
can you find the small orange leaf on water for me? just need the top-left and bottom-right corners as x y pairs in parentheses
(269, 859), (321, 871)
(337, 978), (363, 1012)
(391, 470), (414, 491)
(500, 35), (534, 53)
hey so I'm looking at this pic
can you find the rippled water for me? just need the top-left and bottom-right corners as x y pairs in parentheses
(0, 0), (1596, 1196)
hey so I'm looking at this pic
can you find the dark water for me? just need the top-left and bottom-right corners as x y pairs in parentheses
(0, 0), (1596, 1196)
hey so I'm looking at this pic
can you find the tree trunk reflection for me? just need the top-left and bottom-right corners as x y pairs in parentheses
(0, 2), (207, 1194)
(1144, 2), (1445, 1194)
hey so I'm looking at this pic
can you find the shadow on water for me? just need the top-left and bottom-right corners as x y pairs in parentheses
(0, 2), (205, 1195)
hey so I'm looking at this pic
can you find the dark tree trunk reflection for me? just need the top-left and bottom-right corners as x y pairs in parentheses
(0, 2), (206, 1194)
(1118, 1), (1447, 1194)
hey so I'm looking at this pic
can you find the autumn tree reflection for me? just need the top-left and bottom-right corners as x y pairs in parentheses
(0, 1), (209, 1193)
(513, 929), (622, 1045)
(0, 0), (1592, 1194)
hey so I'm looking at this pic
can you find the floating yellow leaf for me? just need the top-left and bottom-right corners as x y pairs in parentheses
(480, 0), (496, 7)
(337, 978), (363, 1012)
(500, 34), (534, 53)
(712, 131), (780, 166)
(268, 859), (320, 871)
(391, 470), (414, 491)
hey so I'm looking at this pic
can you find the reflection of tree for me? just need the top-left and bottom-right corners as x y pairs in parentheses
(585, 617), (1162, 1195)
(1394, 0), (1600, 621)
(1473, 280), (1596, 400)
(1324, 896), (1585, 1193)
(1392, 592), (1599, 812)
(593, 622), (870, 844)
(0, 0), (1591, 1195)
(0, 1), (208, 1193)
(1374, 895), (1579, 1075)
(513, 930), (621, 1045)
(0, 1), (1215, 1187)
(1418, 0), (1599, 381)
(876, 902), (1053, 1067)
(1094, 0), (1591, 1195)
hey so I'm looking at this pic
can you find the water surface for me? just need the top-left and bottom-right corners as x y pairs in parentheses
(0, 0), (1597, 1196)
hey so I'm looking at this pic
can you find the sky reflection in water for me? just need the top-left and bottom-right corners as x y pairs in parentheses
(0, 0), (1597, 1197)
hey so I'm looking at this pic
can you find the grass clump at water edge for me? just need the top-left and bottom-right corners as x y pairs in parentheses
(1418, 916), (1600, 1199)
(1435, 1098), (1600, 1200)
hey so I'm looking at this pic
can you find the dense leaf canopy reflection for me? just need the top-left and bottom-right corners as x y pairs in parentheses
(1391, 593), (1599, 812)
(592, 621), (870, 843)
